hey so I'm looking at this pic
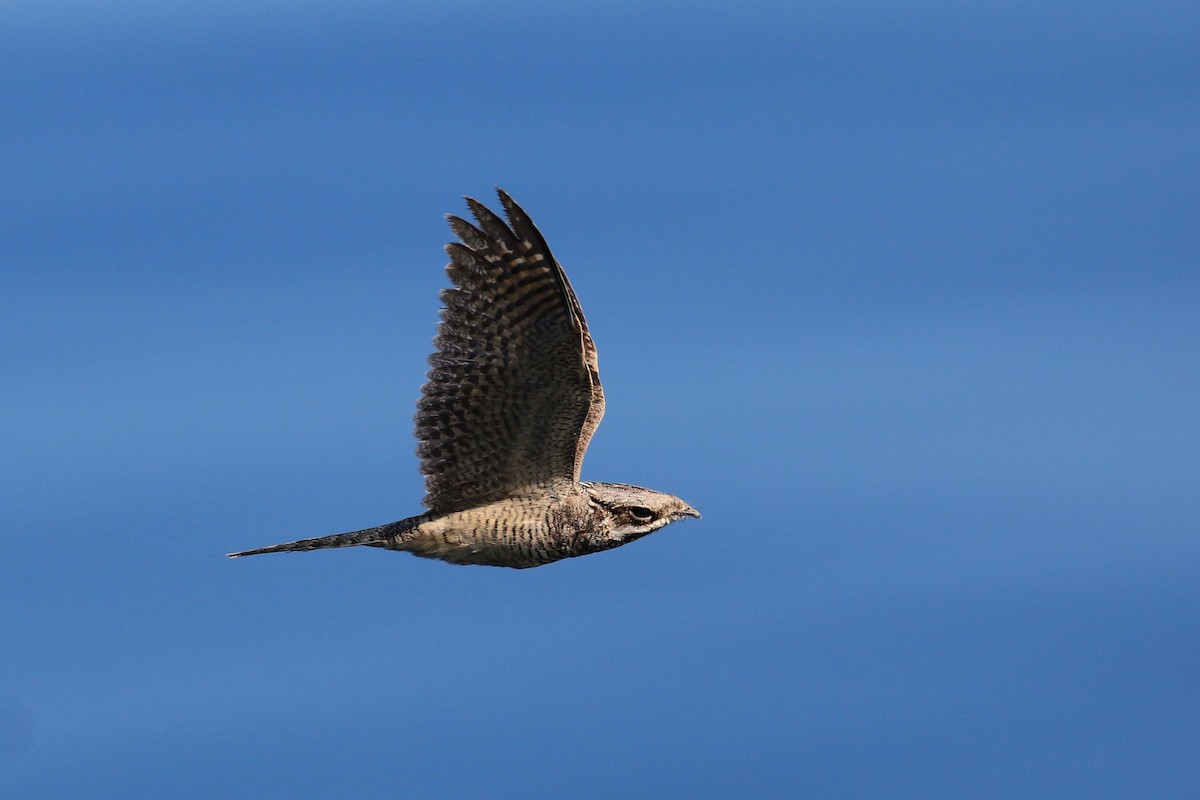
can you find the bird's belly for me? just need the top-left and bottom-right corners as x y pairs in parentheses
(396, 510), (576, 569)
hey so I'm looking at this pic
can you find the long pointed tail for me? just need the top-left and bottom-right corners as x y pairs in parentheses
(227, 517), (421, 558)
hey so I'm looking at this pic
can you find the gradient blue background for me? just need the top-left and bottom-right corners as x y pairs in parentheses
(3, 2), (1197, 797)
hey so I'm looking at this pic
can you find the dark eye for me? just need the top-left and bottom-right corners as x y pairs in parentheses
(628, 506), (655, 523)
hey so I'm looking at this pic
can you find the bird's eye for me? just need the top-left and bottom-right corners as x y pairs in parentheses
(628, 506), (655, 523)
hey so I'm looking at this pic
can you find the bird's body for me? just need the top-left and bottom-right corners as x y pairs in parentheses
(229, 189), (697, 568)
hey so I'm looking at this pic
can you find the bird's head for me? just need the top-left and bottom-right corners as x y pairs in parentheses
(580, 481), (700, 552)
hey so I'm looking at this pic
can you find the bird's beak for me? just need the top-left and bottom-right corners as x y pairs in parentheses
(680, 505), (701, 519)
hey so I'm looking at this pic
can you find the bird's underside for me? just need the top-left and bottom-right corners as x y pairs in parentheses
(229, 189), (697, 569)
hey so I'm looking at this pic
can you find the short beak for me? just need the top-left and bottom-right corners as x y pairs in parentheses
(680, 505), (701, 519)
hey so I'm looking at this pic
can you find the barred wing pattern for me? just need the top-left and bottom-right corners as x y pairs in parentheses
(415, 189), (605, 513)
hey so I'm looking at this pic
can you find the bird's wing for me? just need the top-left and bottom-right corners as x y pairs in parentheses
(415, 188), (605, 513)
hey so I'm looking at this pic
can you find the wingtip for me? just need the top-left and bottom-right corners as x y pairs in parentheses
(494, 188), (531, 231)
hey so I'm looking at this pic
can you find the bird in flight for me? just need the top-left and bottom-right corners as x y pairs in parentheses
(229, 189), (698, 568)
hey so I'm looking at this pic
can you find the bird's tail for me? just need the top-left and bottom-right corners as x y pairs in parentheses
(227, 517), (423, 558)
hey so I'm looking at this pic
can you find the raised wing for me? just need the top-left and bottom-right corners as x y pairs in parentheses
(415, 189), (605, 513)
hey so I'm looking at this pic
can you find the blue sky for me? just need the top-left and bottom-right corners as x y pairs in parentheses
(3, 2), (1197, 797)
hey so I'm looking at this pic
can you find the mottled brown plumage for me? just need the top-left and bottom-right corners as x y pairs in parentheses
(417, 191), (603, 513)
(229, 189), (697, 568)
